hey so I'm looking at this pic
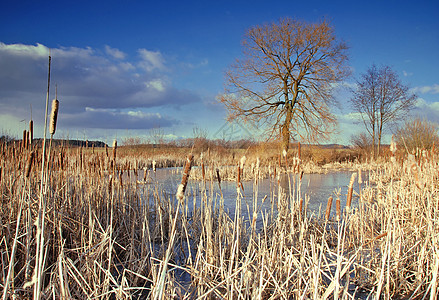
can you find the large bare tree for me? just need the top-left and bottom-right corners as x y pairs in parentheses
(219, 18), (350, 151)
(350, 64), (417, 157)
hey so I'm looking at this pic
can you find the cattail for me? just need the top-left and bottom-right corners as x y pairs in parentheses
(237, 165), (241, 184)
(336, 197), (341, 221)
(299, 198), (303, 215)
(59, 151), (64, 170)
(237, 164), (244, 193)
(29, 120), (33, 147)
(201, 153), (205, 182)
(325, 196), (333, 221)
(176, 154), (194, 201)
(25, 151), (35, 178)
(216, 168), (221, 186)
(23, 130), (27, 150)
(108, 175), (113, 194)
(346, 173), (357, 213)
(112, 139), (117, 162)
(25, 130), (29, 149)
(143, 167), (148, 181)
(49, 99), (59, 135)
(240, 155), (246, 169)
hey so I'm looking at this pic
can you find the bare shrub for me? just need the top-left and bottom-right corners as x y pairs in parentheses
(395, 117), (439, 153)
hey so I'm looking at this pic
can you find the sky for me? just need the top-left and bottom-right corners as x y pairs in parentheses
(0, 0), (438, 145)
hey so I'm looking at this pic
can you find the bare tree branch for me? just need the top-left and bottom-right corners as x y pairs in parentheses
(350, 64), (417, 157)
(219, 18), (350, 150)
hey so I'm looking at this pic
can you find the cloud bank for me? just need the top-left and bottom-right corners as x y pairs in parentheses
(0, 42), (200, 136)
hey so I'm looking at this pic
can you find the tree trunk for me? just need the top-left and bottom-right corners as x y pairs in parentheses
(282, 106), (293, 152)
(377, 122), (383, 157)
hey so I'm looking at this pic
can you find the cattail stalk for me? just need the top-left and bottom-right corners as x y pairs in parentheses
(34, 54), (51, 300)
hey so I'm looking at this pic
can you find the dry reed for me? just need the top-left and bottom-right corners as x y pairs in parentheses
(0, 138), (438, 299)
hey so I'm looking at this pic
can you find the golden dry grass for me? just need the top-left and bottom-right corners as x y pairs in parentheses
(0, 141), (438, 299)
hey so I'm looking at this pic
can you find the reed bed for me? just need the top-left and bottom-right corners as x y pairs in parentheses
(0, 139), (438, 299)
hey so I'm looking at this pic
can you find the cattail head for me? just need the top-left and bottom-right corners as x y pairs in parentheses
(23, 130), (27, 150)
(29, 120), (33, 146)
(49, 99), (59, 135)
(336, 197), (341, 221)
(216, 168), (221, 184)
(201, 156), (205, 182)
(25, 151), (35, 178)
(325, 196), (333, 221)
(240, 155), (246, 169)
(112, 139), (117, 160)
(176, 154), (194, 201)
(346, 172), (357, 212)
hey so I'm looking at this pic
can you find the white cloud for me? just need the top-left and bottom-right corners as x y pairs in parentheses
(145, 79), (165, 92)
(0, 42), (49, 58)
(412, 84), (439, 94)
(183, 58), (209, 69)
(105, 45), (126, 60)
(138, 48), (166, 72)
(62, 107), (177, 130)
(413, 98), (439, 123)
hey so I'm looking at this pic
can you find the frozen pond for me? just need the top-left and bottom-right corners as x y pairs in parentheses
(138, 167), (366, 220)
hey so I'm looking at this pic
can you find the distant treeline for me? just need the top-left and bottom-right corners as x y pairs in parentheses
(0, 135), (107, 148)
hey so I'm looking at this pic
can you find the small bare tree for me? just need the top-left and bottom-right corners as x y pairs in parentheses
(350, 132), (373, 154)
(149, 125), (165, 145)
(219, 18), (350, 151)
(350, 64), (417, 157)
(395, 117), (439, 153)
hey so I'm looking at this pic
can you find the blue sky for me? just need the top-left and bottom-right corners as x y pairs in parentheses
(1, 0), (438, 145)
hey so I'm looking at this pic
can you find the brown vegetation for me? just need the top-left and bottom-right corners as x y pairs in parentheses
(1, 137), (438, 299)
